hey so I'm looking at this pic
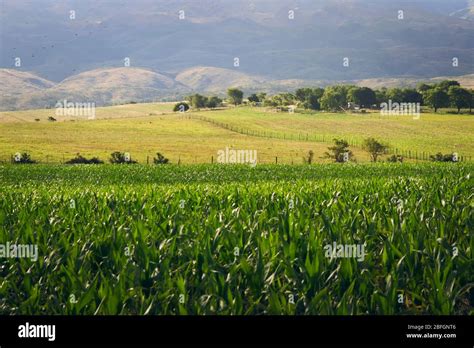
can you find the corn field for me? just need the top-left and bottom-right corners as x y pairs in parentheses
(0, 163), (472, 315)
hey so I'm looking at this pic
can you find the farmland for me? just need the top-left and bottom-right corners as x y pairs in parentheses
(0, 163), (472, 315)
(0, 104), (473, 164)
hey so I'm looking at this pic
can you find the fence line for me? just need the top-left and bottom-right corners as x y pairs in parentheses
(186, 114), (470, 162)
(0, 115), (470, 164)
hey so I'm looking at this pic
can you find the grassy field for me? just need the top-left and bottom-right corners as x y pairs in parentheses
(0, 163), (472, 315)
(193, 107), (474, 159)
(0, 104), (473, 164)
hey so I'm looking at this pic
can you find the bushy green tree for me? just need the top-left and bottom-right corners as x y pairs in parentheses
(387, 88), (405, 103)
(363, 138), (388, 162)
(248, 93), (260, 103)
(206, 96), (222, 108)
(424, 88), (449, 112)
(347, 87), (376, 108)
(296, 88), (324, 110)
(324, 138), (354, 163)
(375, 88), (389, 105)
(401, 88), (423, 104)
(227, 88), (244, 106)
(186, 94), (207, 108)
(448, 86), (471, 113)
(436, 80), (460, 91)
(320, 86), (349, 111)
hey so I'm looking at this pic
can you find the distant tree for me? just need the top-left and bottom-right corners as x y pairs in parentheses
(257, 92), (267, 102)
(424, 88), (449, 112)
(436, 80), (460, 91)
(448, 86), (471, 113)
(312, 88), (325, 100)
(263, 97), (278, 107)
(273, 93), (295, 106)
(153, 152), (170, 164)
(206, 96), (222, 108)
(363, 138), (388, 162)
(387, 88), (405, 103)
(375, 88), (389, 105)
(416, 83), (432, 94)
(295, 88), (314, 102)
(248, 93), (260, 103)
(348, 87), (376, 108)
(296, 88), (323, 110)
(186, 94), (207, 108)
(302, 94), (320, 110)
(324, 139), (354, 163)
(227, 88), (244, 106)
(173, 102), (190, 112)
(469, 90), (474, 113)
(401, 88), (423, 104)
(320, 86), (349, 111)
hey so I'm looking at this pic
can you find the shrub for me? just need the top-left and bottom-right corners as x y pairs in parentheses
(11, 152), (36, 164)
(387, 155), (404, 163)
(153, 152), (170, 165)
(303, 150), (314, 164)
(430, 152), (458, 162)
(109, 152), (137, 164)
(65, 154), (104, 164)
(173, 102), (190, 112)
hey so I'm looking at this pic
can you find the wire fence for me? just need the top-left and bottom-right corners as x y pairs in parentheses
(185, 114), (472, 163)
(0, 114), (470, 164)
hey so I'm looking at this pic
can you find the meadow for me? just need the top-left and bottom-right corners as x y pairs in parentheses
(0, 163), (472, 315)
(0, 104), (473, 164)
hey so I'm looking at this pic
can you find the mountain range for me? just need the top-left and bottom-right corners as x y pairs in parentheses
(1, 0), (473, 110)
(1, 66), (473, 111)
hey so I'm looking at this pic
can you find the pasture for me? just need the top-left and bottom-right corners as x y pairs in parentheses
(0, 104), (472, 164)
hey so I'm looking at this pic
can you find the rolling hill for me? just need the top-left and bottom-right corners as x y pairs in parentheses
(1, 66), (473, 111)
(0, 69), (55, 97)
(0, 67), (191, 110)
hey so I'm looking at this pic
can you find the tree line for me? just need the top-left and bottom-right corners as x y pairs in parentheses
(175, 80), (473, 113)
